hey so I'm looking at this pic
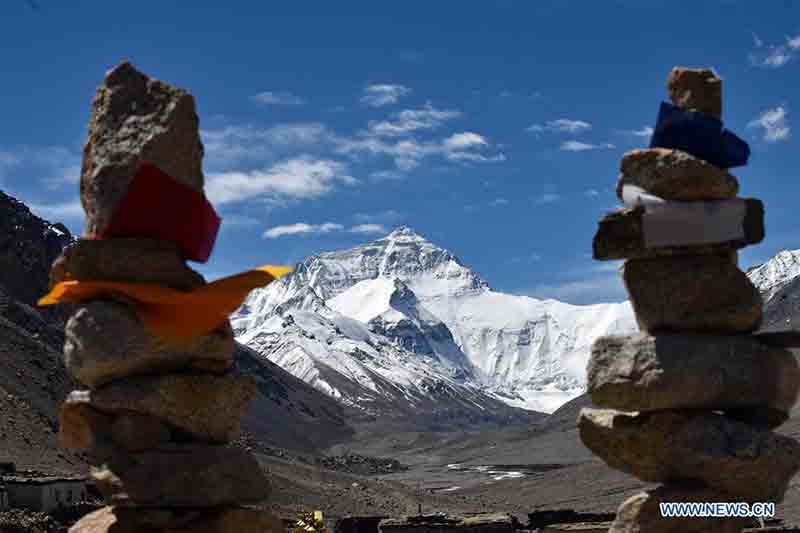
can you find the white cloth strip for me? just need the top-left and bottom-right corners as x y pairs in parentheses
(621, 185), (746, 248)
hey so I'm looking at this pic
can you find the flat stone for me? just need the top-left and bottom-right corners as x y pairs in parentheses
(617, 148), (738, 201)
(81, 61), (204, 236)
(667, 67), (722, 119)
(578, 408), (800, 502)
(91, 444), (270, 507)
(59, 401), (113, 450)
(588, 333), (798, 427)
(623, 254), (762, 333)
(51, 238), (205, 291)
(70, 506), (283, 533)
(110, 414), (172, 452)
(64, 300), (234, 388)
(609, 484), (748, 532)
(68, 372), (255, 443)
(593, 200), (764, 260)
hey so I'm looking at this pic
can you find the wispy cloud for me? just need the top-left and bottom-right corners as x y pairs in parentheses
(584, 188), (600, 197)
(620, 126), (653, 139)
(27, 200), (84, 221)
(367, 104), (461, 137)
(527, 119), (592, 134)
(526, 274), (628, 304)
(335, 130), (505, 170)
(252, 91), (306, 106)
(560, 140), (615, 152)
(206, 156), (356, 205)
(748, 106), (790, 142)
(489, 197), (508, 207)
(201, 123), (331, 165)
(350, 223), (387, 234)
(361, 84), (412, 107)
(263, 221), (387, 239)
(749, 33), (800, 68)
(354, 210), (404, 224)
(0, 145), (81, 189)
(535, 192), (562, 205)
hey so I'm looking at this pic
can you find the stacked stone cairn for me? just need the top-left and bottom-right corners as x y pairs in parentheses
(52, 62), (280, 532)
(580, 67), (800, 532)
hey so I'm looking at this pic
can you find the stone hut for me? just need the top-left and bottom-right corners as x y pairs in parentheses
(3, 474), (87, 512)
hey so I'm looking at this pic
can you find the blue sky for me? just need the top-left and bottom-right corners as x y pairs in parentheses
(1, 1), (798, 304)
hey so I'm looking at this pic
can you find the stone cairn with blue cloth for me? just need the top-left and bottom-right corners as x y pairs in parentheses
(580, 67), (800, 532)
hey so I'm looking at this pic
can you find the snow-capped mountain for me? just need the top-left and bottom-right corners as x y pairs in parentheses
(747, 250), (800, 303)
(747, 250), (800, 330)
(233, 226), (636, 414)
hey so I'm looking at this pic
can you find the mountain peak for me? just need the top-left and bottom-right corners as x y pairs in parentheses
(386, 225), (425, 241)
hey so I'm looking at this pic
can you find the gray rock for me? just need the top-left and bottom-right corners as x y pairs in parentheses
(667, 67), (722, 118)
(623, 254), (762, 333)
(110, 414), (172, 452)
(59, 402), (172, 452)
(588, 333), (798, 427)
(578, 408), (800, 502)
(80, 61), (204, 236)
(68, 371), (255, 443)
(91, 444), (270, 507)
(51, 238), (205, 291)
(65, 301), (234, 388)
(617, 148), (738, 201)
(610, 484), (748, 532)
(593, 201), (764, 261)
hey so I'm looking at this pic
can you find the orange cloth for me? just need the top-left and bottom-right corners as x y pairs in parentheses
(38, 265), (292, 342)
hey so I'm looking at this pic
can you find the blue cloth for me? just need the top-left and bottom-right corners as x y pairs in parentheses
(649, 102), (750, 169)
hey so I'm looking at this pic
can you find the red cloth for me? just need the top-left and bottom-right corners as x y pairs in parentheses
(97, 162), (221, 263)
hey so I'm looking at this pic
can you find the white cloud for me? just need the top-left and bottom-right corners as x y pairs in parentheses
(748, 33), (800, 68)
(625, 126), (654, 138)
(252, 91), (306, 106)
(27, 200), (84, 221)
(221, 214), (261, 228)
(527, 119), (592, 134)
(201, 123), (331, 165)
(748, 106), (790, 142)
(443, 132), (487, 150)
(263, 222), (387, 239)
(361, 84), (412, 107)
(263, 222), (344, 239)
(560, 140), (615, 152)
(369, 170), (406, 181)
(535, 192), (562, 205)
(206, 157), (356, 205)
(335, 130), (504, 170)
(350, 223), (387, 234)
(367, 104), (462, 137)
(489, 198), (508, 207)
(584, 188), (600, 197)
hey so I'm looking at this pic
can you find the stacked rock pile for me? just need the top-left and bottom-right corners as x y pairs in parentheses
(46, 63), (281, 532)
(580, 67), (800, 532)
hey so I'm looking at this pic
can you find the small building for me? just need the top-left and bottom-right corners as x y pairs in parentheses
(3, 475), (87, 513)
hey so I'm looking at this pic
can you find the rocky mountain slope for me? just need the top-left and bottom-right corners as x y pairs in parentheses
(234, 226), (636, 414)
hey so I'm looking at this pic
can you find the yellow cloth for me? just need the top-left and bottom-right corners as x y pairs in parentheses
(38, 265), (292, 342)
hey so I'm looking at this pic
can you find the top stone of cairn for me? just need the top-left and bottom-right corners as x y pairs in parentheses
(667, 67), (722, 119)
(80, 61), (205, 236)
